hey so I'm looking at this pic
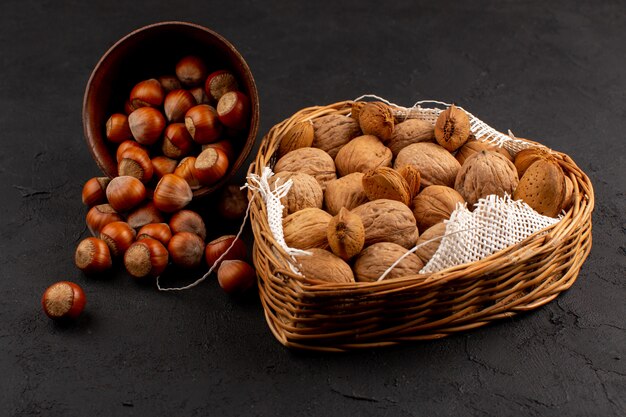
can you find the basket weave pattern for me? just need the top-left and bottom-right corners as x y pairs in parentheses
(248, 101), (594, 351)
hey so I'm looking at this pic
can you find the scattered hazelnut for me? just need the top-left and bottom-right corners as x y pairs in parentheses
(42, 281), (86, 320)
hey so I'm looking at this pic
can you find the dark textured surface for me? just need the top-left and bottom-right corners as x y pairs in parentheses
(1, 1), (624, 416)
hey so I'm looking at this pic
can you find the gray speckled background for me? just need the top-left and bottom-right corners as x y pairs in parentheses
(1, 1), (624, 416)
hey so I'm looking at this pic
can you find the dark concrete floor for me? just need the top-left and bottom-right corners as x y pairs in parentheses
(1, 1), (624, 416)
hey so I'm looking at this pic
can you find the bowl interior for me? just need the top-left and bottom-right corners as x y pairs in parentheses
(83, 21), (259, 197)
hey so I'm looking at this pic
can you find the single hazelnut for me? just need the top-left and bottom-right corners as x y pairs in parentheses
(217, 260), (256, 294)
(75, 237), (112, 274)
(157, 75), (182, 94)
(175, 55), (208, 87)
(99, 221), (136, 257)
(205, 70), (238, 101)
(174, 156), (201, 190)
(82, 177), (111, 207)
(217, 184), (248, 220)
(86, 204), (123, 236)
(128, 107), (166, 145)
(126, 201), (165, 230)
(105, 113), (132, 143)
(105, 176), (146, 213)
(153, 174), (193, 213)
(130, 78), (164, 108)
(169, 210), (206, 241)
(168, 232), (205, 269)
(124, 238), (169, 279)
(162, 123), (195, 159)
(194, 147), (229, 186)
(164, 89), (196, 123)
(117, 146), (153, 183)
(137, 223), (172, 246)
(42, 281), (86, 320)
(185, 104), (222, 144)
(151, 156), (178, 180)
(216, 91), (250, 131)
(204, 235), (247, 269)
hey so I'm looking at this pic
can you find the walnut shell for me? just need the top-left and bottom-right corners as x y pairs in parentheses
(295, 248), (355, 284)
(274, 147), (337, 191)
(276, 121), (314, 158)
(455, 139), (512, 166)
(312, 114), (362, 158)
(327, 207), (365, 260)
(334, 135), (392, 177)
(397, 164), (421, 200)
(414, 222), (447, 265)
(412, 185), (465, 232)
(514, 147), (551, 178)
(282, 207), (332, 250)
(352, 199), (419, 249)
(362, 167), (411, 205)
(358, 102), (394, 141)
(350, 102), (366, 121)
(394, 142), (461, 188)
(387, 119), (435, 157)
(454, 150), (519, 208)
(513, 158), (565, 217)
(353, 242), (424, 282)
(324, 172), (369, 215)
(270, 171), (323, 216)
(434, 104), (471, 152)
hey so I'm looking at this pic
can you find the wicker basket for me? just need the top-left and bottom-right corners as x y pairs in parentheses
(248, 100), (594, 352)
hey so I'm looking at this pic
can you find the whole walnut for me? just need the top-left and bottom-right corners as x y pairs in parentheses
(282, 208), (332, 250)
(295, 248), (355, 284)
(412, 185), (465, 232)
(414, 222), (447, 265)
(353, 242), (424, 282)
(386, 119), (435, 157)
(455, 138), (513, 166)
(334, 135), (392, 177)
(324, 172), (369, 215)
(270, 171), (323, 216)
(274, 147), (337, 191)
(351, 199), (418, 249)
(394, 142), (461, 188)
(312, 114), (362, 158)
(276, 121), (314, 158)
(454, 150), (519, 207)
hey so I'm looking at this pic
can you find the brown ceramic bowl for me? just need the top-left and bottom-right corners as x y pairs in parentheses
(83, 21), (259, 197)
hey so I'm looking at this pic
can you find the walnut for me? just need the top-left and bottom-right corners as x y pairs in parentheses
(434, 104), (471, 152)
(412, 185), (465, 232)
(353, 242), (424, 282)
(295, 248), (354, 284)
(282, 207), (331, 250)
(414, 222), (447, 265)
(394, 142), (461, 188)
(358, 102), (395, 141)
(312, 114), (362, 158)
(274, 147), (336, 191)
(352, 199), (418, 249)
(456, 137), (514, 166)
(334, 135), (392, 177)
(386, 119), (435, 156)
(362, 167), (411, 205)
(327, 208), (365, 260)
(513, 158), (566, 217)
(323, 172), (369, 215)
(270, 171), (323, 216)
(276, 121), (314, 158)
(454, 150), (519, 207)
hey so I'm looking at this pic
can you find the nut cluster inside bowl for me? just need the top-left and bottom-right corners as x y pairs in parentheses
(83, 22), (259, 198)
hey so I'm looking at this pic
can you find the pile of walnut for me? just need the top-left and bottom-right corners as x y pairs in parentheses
(272, 102), (574, 284)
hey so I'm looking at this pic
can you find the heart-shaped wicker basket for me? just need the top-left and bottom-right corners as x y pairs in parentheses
(248, 100), (594, 352)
